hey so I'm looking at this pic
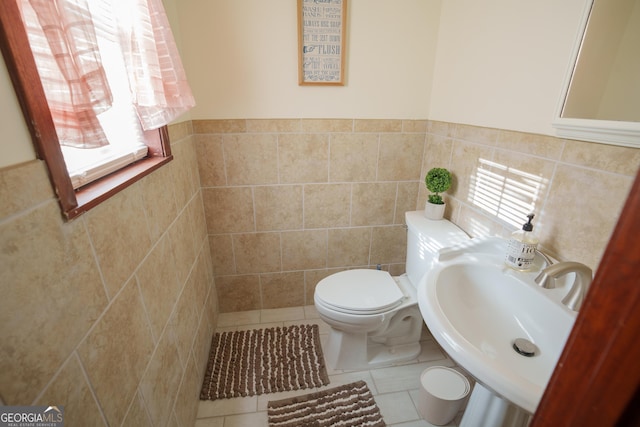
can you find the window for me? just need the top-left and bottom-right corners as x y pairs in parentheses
(0, 0), (194, 220)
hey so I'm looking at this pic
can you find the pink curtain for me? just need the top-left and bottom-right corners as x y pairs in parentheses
(23, 0), (112, 148)
(21, 0), (195, 144)
(118, 0), (196, 130)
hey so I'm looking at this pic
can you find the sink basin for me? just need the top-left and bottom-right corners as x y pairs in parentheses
(417, 237), (577, 414)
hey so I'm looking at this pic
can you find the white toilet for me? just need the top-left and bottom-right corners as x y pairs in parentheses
(314, 210), (469, 370)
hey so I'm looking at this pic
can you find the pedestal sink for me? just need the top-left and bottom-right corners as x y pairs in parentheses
(417, 237), (577, 425)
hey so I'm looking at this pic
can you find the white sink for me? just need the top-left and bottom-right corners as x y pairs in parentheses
(417, 237), (577, 414)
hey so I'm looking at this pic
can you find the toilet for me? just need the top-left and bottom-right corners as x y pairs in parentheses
(314, 210), (469, 370)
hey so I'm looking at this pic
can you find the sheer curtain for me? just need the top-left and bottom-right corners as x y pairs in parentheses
(22, 0), (113, 148)
(20, 0), (195, 145)
(20, 0), (195, 188)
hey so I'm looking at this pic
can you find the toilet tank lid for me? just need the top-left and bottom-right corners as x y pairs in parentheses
(405, 211), (469, 245)
(315, 269), (404, 312)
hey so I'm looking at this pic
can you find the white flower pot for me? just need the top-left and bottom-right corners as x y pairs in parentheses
(424, 201), (446, 220)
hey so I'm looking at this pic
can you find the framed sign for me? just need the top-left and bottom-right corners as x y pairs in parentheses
(297, 0), (347, 86)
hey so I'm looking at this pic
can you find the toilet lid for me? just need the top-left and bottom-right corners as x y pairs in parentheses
(315, 269), (404, 314)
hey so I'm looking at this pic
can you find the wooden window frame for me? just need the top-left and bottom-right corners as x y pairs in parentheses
(0, 0), (172, 220)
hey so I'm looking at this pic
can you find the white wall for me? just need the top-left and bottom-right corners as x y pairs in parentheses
(429, 0), (588, 135)
(1, 0), (596, 168)
(0, 54), (35, 169)
(176, 0), (441, 120)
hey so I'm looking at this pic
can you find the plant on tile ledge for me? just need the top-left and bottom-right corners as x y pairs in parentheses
(424, 167), (452, 220)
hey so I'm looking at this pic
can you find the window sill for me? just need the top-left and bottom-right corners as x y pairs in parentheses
(68, 155), (172, 220)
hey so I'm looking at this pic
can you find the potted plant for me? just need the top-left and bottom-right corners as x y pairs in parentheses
(424, 167), (452, 220)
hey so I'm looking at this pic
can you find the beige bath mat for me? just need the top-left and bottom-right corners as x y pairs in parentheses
(200, 324), (329, 400)
(267, 380), (386, 427)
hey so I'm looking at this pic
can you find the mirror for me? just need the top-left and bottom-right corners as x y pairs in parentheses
(553, 0), (640, 148)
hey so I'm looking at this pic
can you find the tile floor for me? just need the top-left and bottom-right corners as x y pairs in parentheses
(194, 306), (471, 427)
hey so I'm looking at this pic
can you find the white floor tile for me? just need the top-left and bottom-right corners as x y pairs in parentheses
(260, 307), (305, 323)
(223, 411), (268, 427)
(375, 391), (421, 424)
(196, 306), (461, 427)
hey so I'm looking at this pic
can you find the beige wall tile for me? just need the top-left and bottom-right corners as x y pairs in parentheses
(0, 202), (107, 404)
(351, 182), (398, 226)
(203, 187), (255, 233)
(193, 119), (246, 134)
(168, 120), (192, 141)
(561, 140), (640, 176)
(396, 182), (421, 221)
(139, 331), (183, 427)
(449, 140), (495, 202)
(140, 164), (178, 243)
(421, 134), (454, 179)
(304, 183), (351, 228)
(215, 275), (261, 312)
(189, 193), (209, 249)
(327, 228), (372, 267)
(168, 208), (198, 286)
(233, 232), (281, 273)
(427, 121), (456, 137)
(261, 271), (305, 309)
(355, 119), (402, 133)
(1, 124), (213, 427)
(454, 124), (499, 145)
(196, 134), (227, 187)
(402, 120), (428, 133)
(173, 356), (201, 427)
(0, 160), (53, 218)
(281, 230), (327, 270)
(370, 226), (407, 265)
(35, 355), (105, 427)
(224, 134), (278, 185)
(166, 265), (202, 369)
(538, 165), (634, 270)
(254, 185), (303, 231)
(209, 234), (236, 275)
(85, 183), (152, 298)
(78, 278), (155, 427)
(329, 134), (379, 182)
(278, 134), (329, 183)
(377, 134), (425, 181)
(302, 119), (353, 133)
(171, 138), (200, 209)
(136, 235), (181, 342)
(192, 306), (215, 381)
(247, 119), (302, 133)
(122, 391), (153, 427)
(496, 130), (564, 159)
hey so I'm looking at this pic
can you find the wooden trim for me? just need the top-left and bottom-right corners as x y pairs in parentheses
(0, 1), (173, 221)
(530, 168), (640, 426)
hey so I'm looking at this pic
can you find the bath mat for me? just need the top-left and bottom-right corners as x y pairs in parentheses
(200, 324), (329, 400)
(267, 380), (386, 427)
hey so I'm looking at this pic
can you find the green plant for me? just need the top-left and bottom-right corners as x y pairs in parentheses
(425, 167), (452, 205)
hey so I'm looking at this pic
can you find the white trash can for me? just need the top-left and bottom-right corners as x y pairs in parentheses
(418, 366), (471, 426)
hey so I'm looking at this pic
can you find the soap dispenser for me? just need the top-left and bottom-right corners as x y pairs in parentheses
(505, 213), (538, 271)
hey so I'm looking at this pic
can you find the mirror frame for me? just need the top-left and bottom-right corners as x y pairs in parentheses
(553, 0), (640, 148)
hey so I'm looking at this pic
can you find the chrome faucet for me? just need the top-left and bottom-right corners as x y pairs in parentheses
(534, 261), (593, 311)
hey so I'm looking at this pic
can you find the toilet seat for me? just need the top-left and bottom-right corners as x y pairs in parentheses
(315, 269), (404, 315)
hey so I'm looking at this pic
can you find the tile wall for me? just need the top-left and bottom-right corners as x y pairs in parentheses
(0, 122), (218, 427)
(1, 117), (637, 426)
(194, 119), (639, 313)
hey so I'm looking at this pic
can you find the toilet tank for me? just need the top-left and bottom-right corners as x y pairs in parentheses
(405, 211), (470, 287)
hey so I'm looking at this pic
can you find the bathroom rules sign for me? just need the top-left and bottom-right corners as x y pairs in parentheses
(297, 0), (347, 85)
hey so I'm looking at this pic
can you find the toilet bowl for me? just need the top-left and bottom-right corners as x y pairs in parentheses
(314, 210), (469, 371)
